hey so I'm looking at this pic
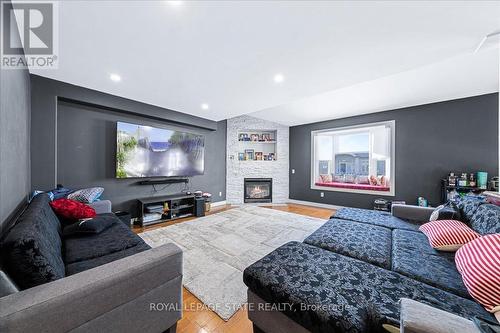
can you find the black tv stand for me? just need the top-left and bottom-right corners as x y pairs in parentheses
(137, 193), (195, 227)
(138, 178), (189, 186)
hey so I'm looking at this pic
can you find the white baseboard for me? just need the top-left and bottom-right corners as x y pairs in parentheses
(211, 200), (227, 207)
(229, 202), (288, 207)
(287, 199), (345, 210)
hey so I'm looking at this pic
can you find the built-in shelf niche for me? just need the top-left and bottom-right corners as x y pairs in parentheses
(237, 129), (277, 161)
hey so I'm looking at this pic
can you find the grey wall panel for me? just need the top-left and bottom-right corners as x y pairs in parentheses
(0, 5), (31, 233)
(31, 76), (226, 216)
(30, 75), (219, 190)
(289, 93), (499, 208)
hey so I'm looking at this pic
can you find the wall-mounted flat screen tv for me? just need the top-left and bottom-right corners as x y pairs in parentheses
(116, 121), (205, 178)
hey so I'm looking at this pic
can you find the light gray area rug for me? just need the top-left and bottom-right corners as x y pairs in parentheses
(139, 205), (326, 320)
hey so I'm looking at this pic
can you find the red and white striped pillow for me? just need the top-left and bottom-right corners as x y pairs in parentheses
(419, 220), (480, 251)
(455, 234), (500, 313)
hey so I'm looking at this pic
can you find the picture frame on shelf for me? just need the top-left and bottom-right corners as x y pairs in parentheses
(255, 152), (263, 160)
(239, 133), (249, 141)
(238, 153), (245, 161)
(250, 134), (259, 142)
(262, 133), (273, 141)
(245, 149), (254, 160)
(268, 153), (275, 160)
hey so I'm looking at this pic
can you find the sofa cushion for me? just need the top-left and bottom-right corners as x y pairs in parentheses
(468, 204), (500, 235)
(243, 241), (492, 333)
(0, 194), (65, 289)
(64, 214), (146, 264)
(65, 242), (151, 275)
(304, 218), (392, 269)
(392, 229), (454, 258)
(334, 207), (420, 231)
(392, 229), (470, 299)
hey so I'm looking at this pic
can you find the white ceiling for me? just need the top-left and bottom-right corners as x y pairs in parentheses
(30, 1), (500, 125)
(251, 48), (499, 125)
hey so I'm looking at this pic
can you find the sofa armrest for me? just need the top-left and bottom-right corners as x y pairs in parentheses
(88, 199), (112, 214)
(400, 298), (480, 333)
(0, 243), (183, 333)
(392, 204), (434, 222)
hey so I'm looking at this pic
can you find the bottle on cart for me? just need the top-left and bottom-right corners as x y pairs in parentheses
(448, 173), (456, 187)
(458, 173), (468, 187)
(469, 173), (476, 187)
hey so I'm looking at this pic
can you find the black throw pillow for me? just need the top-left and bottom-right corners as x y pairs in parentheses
(429, 201), (462, 221)
(63, 215), (117, 237)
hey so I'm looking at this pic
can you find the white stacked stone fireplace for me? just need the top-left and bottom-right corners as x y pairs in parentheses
(226, 115), (289, 204)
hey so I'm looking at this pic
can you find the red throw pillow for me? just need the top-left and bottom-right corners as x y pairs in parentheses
(419, 220), (480, 251)
(455, 234), (500, 313)
(49, 198), (96, 221)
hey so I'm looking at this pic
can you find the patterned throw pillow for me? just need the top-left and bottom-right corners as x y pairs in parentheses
(457, 197), (485, 222)
(455, 234), (500, 313)
(49, 199), (96, 221)
(333, 174), (344, 183)
(419, 220), (480, 251)
(369, 175), (378, 186)
(356, 176), (369, 184)
(344, 174), (355, 183)
(319, 174), (332, 183)
(469, 204), (500, 235)
(67, 187), (104, 203)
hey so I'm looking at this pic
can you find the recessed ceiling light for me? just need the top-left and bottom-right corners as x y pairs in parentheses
(201, 103), (209, 110)
(166, 1), (183, 6)
(109, 73), (121, 82)
(273, 73), (284, 83)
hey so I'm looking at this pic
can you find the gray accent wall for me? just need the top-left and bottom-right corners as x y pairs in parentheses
(31, 75), (226, 215)
(0, 6), (31, 233)
(290, 93), (499, 208)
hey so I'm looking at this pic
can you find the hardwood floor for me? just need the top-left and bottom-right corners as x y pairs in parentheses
(134, 203), (335, 333)
(262, 203), (334, 219)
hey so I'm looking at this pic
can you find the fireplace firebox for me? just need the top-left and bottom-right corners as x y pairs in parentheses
(244, 178), (272, 203)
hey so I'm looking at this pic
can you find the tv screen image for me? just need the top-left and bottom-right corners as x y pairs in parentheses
(116, 122), (205, 178)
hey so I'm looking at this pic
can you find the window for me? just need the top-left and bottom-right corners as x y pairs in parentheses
(311, 121), (395, 195)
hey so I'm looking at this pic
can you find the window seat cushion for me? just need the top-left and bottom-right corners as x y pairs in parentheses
(315, 181), (390, 191)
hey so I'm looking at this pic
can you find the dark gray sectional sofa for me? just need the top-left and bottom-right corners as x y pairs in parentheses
(244, 198), (500, 333)
(0, 194), (183, 333)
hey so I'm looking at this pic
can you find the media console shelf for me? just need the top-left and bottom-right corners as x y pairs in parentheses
(137, 193), (195, 227)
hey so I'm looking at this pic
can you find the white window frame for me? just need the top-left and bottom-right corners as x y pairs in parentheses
(310, 120), (396, 196)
